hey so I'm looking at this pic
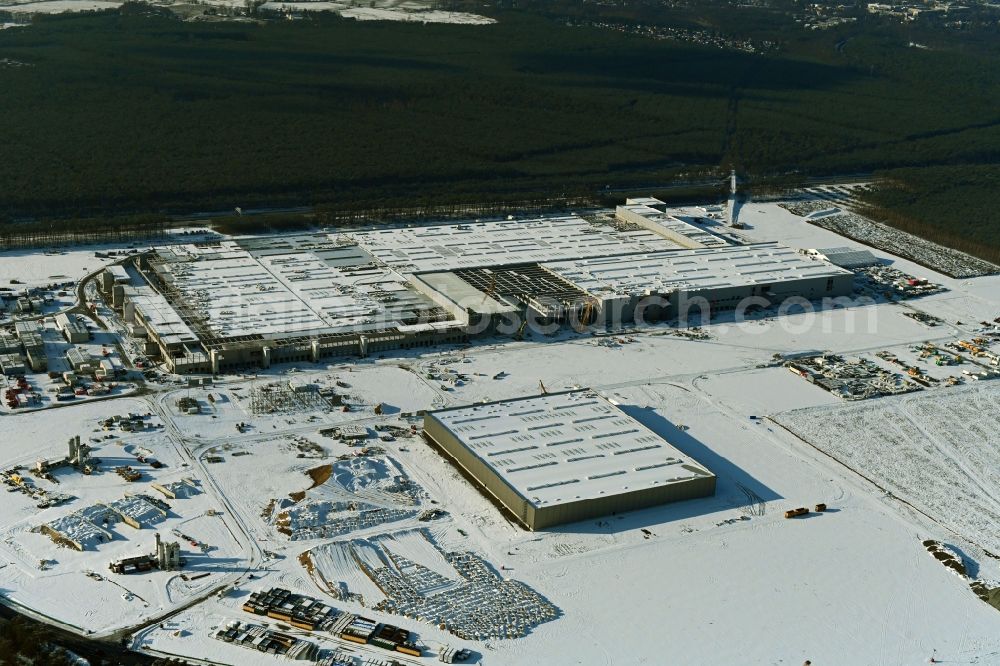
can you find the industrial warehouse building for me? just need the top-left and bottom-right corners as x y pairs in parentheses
(423, 390), (716, 530)
(412, 241), (853, 329)
(805, 246), (879, 269)
(540, 242), (855, 325)
(55, 313), (89, 344)
(103, 237), (473, 374)
(101, 199), (855, 374)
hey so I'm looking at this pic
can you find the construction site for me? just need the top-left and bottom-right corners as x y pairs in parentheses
(108, 532), (183, 574)
(3, 193), (1000, 666)
(99, 199), (856, 375)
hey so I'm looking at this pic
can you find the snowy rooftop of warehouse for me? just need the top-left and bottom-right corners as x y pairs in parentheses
(106, 264), (131, 283)
(542, 242), (852, 296)
(126, 285), (200, 346)
(145, 238), (459, 342)
(428, 389), (713, 509)
(619, 201), (732, 249)
(347, 215), (679, 273)
(808, 246), (880, 269)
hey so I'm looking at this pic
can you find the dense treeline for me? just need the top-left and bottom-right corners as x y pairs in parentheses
(0, 214), (168, 249)
(0, 611), (172, 665)
(0, 6), (999, 230)
(0, 615), (74, 665)
(858, 165), (1000, 265)
(211, 193), (601, 233)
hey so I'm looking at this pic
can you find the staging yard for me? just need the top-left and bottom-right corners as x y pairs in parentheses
(0, 398), (251, 634)
(2, 200), (1000, 664)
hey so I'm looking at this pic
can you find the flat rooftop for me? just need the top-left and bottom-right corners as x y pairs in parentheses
(349, 215), (678, 273)
(126, 285), (200, 347)
(619, 202), (732, 249)
(106, 264), (131, 283)
(135, 218), (686, 347)
(542, 242), (852, 296)
(146, 237), (458, 345)
(427, 390), (713, 509)
(809, 246), (879, 269)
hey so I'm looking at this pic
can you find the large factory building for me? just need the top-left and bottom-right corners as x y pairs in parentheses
(423, 390), (716, 530)
(100, 199), (855, 374)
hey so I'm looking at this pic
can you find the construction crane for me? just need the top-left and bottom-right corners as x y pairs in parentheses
(538, 380), (548, 395)
(578, 296), (600, 327)
(481, 274), (498, 305)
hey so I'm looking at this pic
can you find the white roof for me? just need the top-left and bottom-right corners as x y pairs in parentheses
(542, 242), (852, 296)
(14, 320), (41, 335)
(55, 313), (87, 332)
(145, 238), (461, 343)
(811, 247), (879, 268)
(618, 203), (731, 249)
(127, 286), (200, 346)
(0, 353), (24, 367)
(106, 264), (131, 283)
(428, 390), (713, 509)
(66, 347), (93, 365)
(351, 215), (678, 273)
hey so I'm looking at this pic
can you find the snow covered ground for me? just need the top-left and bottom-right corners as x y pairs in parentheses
(0, 0), (119, 13)
(0, 0), (495, 23)
(3, 199), (1000, 663)
(255, 1), (495, 24)
(0, 246), (113, 290)
(0, 399), (251, 634)
(782, 185), (999, 278)
(779, 382), (1000, 555)
(338, 6), (494, 24)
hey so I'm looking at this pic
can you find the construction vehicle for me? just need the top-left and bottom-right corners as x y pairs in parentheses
(439, 646), (472, 663)
(958, 340), (985, 356)
(784, 507), (809, 519)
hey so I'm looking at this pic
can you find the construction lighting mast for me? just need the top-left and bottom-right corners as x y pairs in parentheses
(726, 169), (743, 229)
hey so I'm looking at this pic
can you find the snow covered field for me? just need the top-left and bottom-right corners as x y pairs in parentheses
(781, 186), (1000, 278)
(256, 1), (495, 24)
(0, 0), (495, 23)
(0, 0), (119, 13)
(779, 382), (1000, 555)
(338, 6), (493, 24)
(0, 246), (112, 290)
